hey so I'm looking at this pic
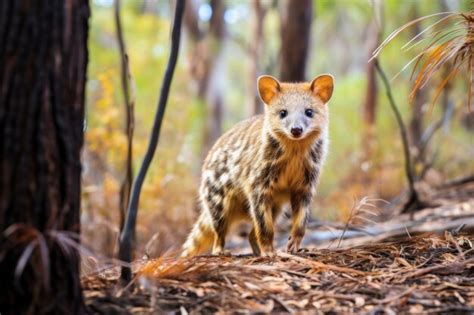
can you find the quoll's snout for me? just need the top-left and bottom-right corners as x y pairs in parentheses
(290, 126), (303, 138)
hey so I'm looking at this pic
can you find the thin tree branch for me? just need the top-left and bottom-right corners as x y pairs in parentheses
(374, 59), (416, 192)
(114, 0), (135, 235)
(373, 59), (427, 213)
(119, 0), (185, 283)
(420, 97), (454, 153)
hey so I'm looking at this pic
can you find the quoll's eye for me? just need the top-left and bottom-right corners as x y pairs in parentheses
(305, 109), (314, 118)
(279, 109), (288, 119)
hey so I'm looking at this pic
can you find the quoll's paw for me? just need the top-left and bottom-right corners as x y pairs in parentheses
(262, 250), (276, 258)
(214, 249), (232, 257)
(286, 235), (302, 254)
(260, 245), (276, 258)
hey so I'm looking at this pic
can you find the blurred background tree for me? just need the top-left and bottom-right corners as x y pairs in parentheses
(81, 0), (473, 270)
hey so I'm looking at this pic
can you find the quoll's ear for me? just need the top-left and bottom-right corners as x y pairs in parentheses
(258, 75), (281, 105)
(310, 74), (334, 104)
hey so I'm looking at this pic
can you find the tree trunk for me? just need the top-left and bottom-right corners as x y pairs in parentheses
(0, 1), (89, 313)
(409, 4), (427, 152)
(361, 11), (381, 193)
(184, 0), (225, 157)
(248, 1), (267, 116)
(280, 0), (313, 82)
(363, 22), (380, 128)
(140, 0), (160, 15)
(363, 0), (382, 128)
(203, 0), (225, 153)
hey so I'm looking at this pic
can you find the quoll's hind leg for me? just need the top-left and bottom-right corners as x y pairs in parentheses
(248, 227), (261, 256)
(201, 171), (232, 256)
(209, 208), (231, 255)
(287, 192), (311, 254)
(211, 220), (231, 256)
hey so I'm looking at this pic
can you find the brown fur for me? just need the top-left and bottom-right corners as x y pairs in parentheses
(182, 74), (334, 257)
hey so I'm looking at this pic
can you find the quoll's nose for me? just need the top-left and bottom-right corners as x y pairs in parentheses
(291, 127), (303, 137)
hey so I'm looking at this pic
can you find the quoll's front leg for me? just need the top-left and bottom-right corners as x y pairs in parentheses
(250, 193), (276, 257)
(287, 192), (311, 254)
(248, 227), (261, 256)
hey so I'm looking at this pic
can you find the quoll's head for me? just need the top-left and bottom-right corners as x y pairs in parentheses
(258, 74), (334, 141)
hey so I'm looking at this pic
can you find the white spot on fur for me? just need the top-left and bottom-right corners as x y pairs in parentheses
(220, 173), (230, 185)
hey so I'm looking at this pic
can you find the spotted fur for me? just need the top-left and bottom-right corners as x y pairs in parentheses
(182, 74), (334, 257)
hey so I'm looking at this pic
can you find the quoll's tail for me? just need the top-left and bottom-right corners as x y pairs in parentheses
(181, 211), (215, 257)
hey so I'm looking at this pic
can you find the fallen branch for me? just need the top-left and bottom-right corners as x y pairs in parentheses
(403, 257), (474, 279)
(297, 198), (474, 248)
(438, 174), (474, 188)
(279, 252), (368, 276)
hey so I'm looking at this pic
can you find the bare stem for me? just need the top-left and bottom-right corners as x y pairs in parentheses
(374, 59), (416, 194)
(114, 0), (135, 235)
(119, 0), (185, 283)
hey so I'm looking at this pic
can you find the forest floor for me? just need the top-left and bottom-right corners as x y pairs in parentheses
(83, 233), (473, 314)
(82, 182), (474, 314)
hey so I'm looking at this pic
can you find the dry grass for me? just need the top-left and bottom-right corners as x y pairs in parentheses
(83, 233), (474, 314)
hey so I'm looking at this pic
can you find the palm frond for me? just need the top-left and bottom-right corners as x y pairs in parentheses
(371, 10), (474, 108)
(400, 13), (457, 50)
(14, 239), (38, 284)
(370, 12), (456, 61)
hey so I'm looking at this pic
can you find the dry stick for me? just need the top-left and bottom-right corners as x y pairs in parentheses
(114, 0), (135, 235)
(337, 199), (356, 248)
(438, 173), (474, 188)
(119, 0), (185, 283)
(374, 59), (419, 212)
(403, 257), (474, 279)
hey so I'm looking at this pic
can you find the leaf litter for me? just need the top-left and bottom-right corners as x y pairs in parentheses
(83, 232), (474, 314)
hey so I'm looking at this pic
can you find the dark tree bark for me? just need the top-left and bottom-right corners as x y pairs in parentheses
(280, 0), (313, 82)
(0, 1), (89, 313)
